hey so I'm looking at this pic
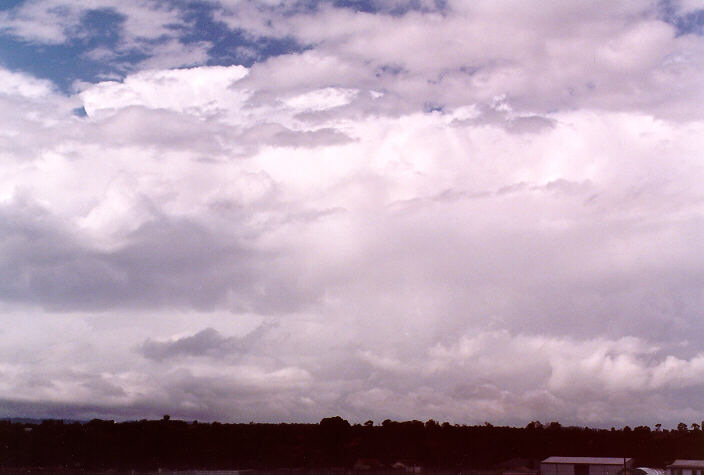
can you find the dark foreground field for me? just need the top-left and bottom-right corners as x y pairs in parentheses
(1, 417), (702, 471)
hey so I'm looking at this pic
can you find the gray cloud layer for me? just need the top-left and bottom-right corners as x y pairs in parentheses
(1, 0), (704, 428)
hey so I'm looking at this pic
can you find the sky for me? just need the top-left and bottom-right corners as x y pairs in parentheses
(1, 0), (704, 429)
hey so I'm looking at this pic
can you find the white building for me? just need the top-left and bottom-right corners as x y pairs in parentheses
(541, 457), (634, 475)
(666, 460), (704, 475)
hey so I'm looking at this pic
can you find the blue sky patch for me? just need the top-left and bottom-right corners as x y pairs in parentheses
(0, 1), (306, 93)
(658, 0), (704, 36)
(179, 2), (306, 67)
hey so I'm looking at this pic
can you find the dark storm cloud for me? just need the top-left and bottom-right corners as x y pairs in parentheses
(139, 324), (271, 361)
(0, 199), (324, 313)
(139, 328), (239, 361)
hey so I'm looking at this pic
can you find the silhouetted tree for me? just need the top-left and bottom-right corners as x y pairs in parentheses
(1, 417), (704, 470)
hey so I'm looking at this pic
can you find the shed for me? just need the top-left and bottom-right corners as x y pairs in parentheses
(541, 457), (633, 475)
(636, 468), (665, 475)
(666, 460), (704, 475)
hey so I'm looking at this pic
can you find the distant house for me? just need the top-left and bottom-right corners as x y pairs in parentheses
(541, 457), (633, 475)
(666, 460), (704, 475)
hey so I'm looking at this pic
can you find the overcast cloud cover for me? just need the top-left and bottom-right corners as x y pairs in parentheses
(1, 0), (704, 428)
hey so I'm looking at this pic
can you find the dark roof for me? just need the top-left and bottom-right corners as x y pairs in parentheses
(543, 457), (633, 465)
(636, 468), (665, 475)
(667, 461), (704, 469)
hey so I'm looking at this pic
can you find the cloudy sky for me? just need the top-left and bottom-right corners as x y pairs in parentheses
(1, 0), (704, 428)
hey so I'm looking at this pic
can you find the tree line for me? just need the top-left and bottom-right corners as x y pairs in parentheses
(1, 416), (703, 471)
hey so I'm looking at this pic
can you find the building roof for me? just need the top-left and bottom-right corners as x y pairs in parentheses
(667, 461), (704, 469)
(542, 457), (633, 465)
(636, 468), (665, 475)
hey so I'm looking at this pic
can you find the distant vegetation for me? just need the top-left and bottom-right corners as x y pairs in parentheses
(1, 416), (703, 471)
